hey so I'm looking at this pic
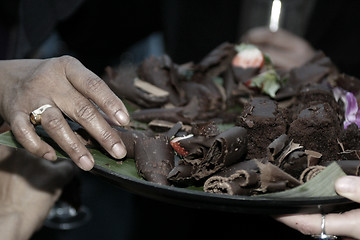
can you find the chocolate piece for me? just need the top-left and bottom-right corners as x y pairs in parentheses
(275, 51), (337, 100)
(103, 65), (169, 108)
(137, 55), (185, 106)
(256, 161), (301, 193)
(203, 159), (261, 195)
(167, 162), (198, 186)
(134, 135), (175, 185)
(177, 135), (215, 159)
(192, 126), (247, 180)
(237, 97), (288, 159)
(299, 165), (325, 183)
(168, 127), (247, 184)
(291, 83), (344, 122)
(191, 121), (220, 137)
(115, 128), (153, 159)
(267, 134), (289, 162)
(266, 135), (321, 179)
(204, 159), (301, 195)
(288, 103), (341, 162)
(195, 42), (236, 80)
(131, 97), (218, 124)
(280, 150), (308, 180)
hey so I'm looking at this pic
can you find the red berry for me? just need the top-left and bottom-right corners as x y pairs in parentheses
(232, 44), (264, 69)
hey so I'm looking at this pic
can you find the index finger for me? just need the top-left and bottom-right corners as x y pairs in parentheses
(61, 56), (130, 126)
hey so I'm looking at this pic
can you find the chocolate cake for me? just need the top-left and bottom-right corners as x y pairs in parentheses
(288, 102), (341, 163)
(236, 97), (288, 160)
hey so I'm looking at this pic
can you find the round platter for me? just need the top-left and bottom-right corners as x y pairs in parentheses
(91, 163), (358, 215)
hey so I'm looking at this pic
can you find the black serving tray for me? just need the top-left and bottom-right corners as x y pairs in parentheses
(0, 130), (357, 215)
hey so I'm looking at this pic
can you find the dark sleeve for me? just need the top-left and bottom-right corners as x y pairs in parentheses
(57, 0), (163, 74)
(15, 0), (85, 58)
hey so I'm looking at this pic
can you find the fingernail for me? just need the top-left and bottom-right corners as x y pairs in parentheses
(78, 155), (94, 171)
(112, 143), (127, 159)
(115, 111), (130, 126)
(335, 176), (355, 194)
(43, 152), (57, 161)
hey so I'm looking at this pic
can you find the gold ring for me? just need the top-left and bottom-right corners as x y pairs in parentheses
(30, 104), (53, 125)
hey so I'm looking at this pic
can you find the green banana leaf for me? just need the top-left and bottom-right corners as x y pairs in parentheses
(0, 130), (141, 179)
(0, 129), (346, 197)
(261, 162), (346, 198)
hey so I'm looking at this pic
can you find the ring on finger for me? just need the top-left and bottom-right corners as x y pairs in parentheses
(312, 214), (337, 240)
(30, 104), (53, 125)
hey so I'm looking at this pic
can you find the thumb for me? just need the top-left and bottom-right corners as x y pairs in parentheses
(335, 176), (360, 202)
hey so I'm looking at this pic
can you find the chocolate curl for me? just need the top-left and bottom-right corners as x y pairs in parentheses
(203, 159), (261, 195)
(267, 134), (289, 163)
(266, 135), (309, 179)
(276, 141), (303, 167)
(115, 128), (154, 159)
(134, 135), (175, 185)
(167, 162), (198, 186)
(305, 150), (322, 166)
(299, 165), (326, 184)
(256, 161), (301, 193)
(275, 51), (337, 100)
(177, 135), (215, 159)
(180, 82), (224, 119)
(192, 126), (247, 180)
(280, 150), (308, 180)
(167, 135), (220, 186)
(195, 42), (236, 79)
(103, 66), (169, 108)
(131, 97), (204, 124)
(137, 55), (185, 106)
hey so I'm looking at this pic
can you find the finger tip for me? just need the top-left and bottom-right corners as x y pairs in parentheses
(112, 142), (127, 159)
(43, 151), (57, 161)
(115, 110), (130, 126)
(78, 155), (95, 171)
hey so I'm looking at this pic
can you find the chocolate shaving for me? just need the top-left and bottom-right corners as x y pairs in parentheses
(114, 128), (153, 159)
(137, 55), (184, 106)
(203, 159), (261, 195)
(167, 162), (197, 186)
(276, 140), (303, 167)
(267, 134), (289, 162)
(256, 161), (301, 193)
(192, 126), (247, 180)
(103, 65), (169, 108)
(305, 150), (322, 166)
(299, 165), (326, 184)
(280, 150), (308, 180)
(134, 135), (175, 185)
